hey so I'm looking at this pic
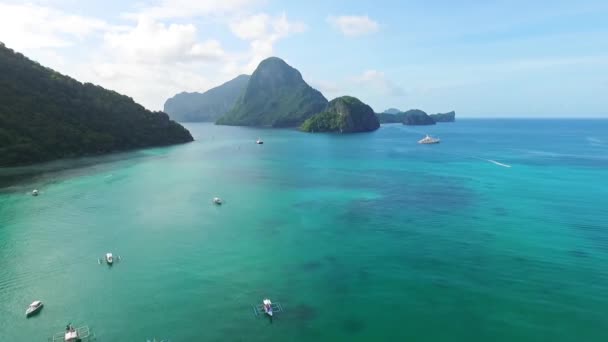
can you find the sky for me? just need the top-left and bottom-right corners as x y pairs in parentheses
(1, 0), (607, 117)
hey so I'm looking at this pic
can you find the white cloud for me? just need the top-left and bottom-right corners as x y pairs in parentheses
(0, 2), (308, 111)
(103, 17), (225, 64)
(327, 15), (379, 37)
(124, 0), (260, 19)
(353, 70), (404, 96)
(229, 12), (306, 72)
(0, 3), (108, 50)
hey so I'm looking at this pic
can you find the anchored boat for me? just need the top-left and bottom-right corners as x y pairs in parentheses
(25, 300), (43, 317)
(253, 299), (283, 317)
(99, 252), (120, 265)
(418, 134), (440, 144)
(50, 324), (94, 342)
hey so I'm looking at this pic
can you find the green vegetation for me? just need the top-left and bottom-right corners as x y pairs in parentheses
(401, 109), (436, 125)
(216, 57), (328, 127)
(0, 43), (193, 167)
(301, 96), (380, 133)
(377, 109), (442, 125)
(430, 111), (456, 122)
(376, 113), (401, 123)
(164, 75), (250, 122)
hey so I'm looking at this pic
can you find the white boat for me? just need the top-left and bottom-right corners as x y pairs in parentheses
(105, 253), (113, 264)
(213, 197), (223, 205)
(263, 299), (273, 317)
(64, 324), (79, 342)
(32, 189), (39, 196)
(418, 134), (440, 144)
(256, 138), (264, 144)
(25, 300), (43, 317)
(50, 324), (94, 342)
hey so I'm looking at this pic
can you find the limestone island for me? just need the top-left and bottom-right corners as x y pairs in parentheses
(300, 96), (380, 133)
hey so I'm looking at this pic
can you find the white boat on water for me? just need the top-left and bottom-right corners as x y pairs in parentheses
(213, 197), (223, 205)
(263, 299), (273, 317)
(25, 300), (43, 317)
(64, 324), (78, 342)
(99, 252), (120, 265)
(32, 189), (39, 196)
(256, 138), (264, 144)
(51, 324), (94, 342)
(418, 134), (440, 144)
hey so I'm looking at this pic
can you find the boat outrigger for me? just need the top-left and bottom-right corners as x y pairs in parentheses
(253, 299), (283, 317)
(98, 252), (120, 265)
(50, 323), (95, 342)
(25, 300), (43, 317)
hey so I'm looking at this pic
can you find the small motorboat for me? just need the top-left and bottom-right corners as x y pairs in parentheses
(32, 189), (39, 196)
(256, 138), (264, 145)
(106, 253), (113, 264)
(213, 197), (223, 205)
(25, 300), (43, 317)
(263, 299), (273, 317)
(418, 134), (440, 144)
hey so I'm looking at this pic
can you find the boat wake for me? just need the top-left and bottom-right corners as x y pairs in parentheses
(485, 159), (512, 168)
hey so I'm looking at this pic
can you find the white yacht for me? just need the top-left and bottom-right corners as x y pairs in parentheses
(213, 197), (223, 205)
(32, 189), (39, 196)
(418, 134), (440, 144)
(256, 138), (264, 144)
(25, 300), (43, 317)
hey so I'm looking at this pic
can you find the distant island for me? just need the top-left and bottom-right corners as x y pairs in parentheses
(216, 57), (328, 127)
(165, 57), (455, 132)
(301, 96), (380, 133)
(377, 108), (456, 125)
(401, 109), (436, 125)
(429, 111), (456, 122)
(164, 74), (250, 122)
(382, 108), (401, 115)
(0, 43), (193, 167)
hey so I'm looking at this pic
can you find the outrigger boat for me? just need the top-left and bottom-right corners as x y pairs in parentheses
(98, 252), (120, 265)
(253, 298), (283, 317)
(25, 300), (43, 317)
(50, 323), (94, 342)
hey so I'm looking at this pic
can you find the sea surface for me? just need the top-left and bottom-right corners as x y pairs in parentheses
(1, 119), (607, 341)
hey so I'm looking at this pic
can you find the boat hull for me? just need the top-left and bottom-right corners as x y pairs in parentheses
(25, 305), (43, 317)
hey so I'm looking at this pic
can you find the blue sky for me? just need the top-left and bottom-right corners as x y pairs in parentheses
(1, 0), (607, 117)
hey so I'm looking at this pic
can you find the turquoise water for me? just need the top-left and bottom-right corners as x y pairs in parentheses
(1, 120), (607, 341)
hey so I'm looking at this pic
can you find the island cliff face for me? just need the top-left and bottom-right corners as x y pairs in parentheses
(164, 75), (250, 122)
(0, 43), (193, 167)
(216, 57), (328, 127)
(301, 96), (380, 133)
(430, 111), (456, 122)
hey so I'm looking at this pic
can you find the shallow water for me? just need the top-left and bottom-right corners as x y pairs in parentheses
(1, 120), (607, 341)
